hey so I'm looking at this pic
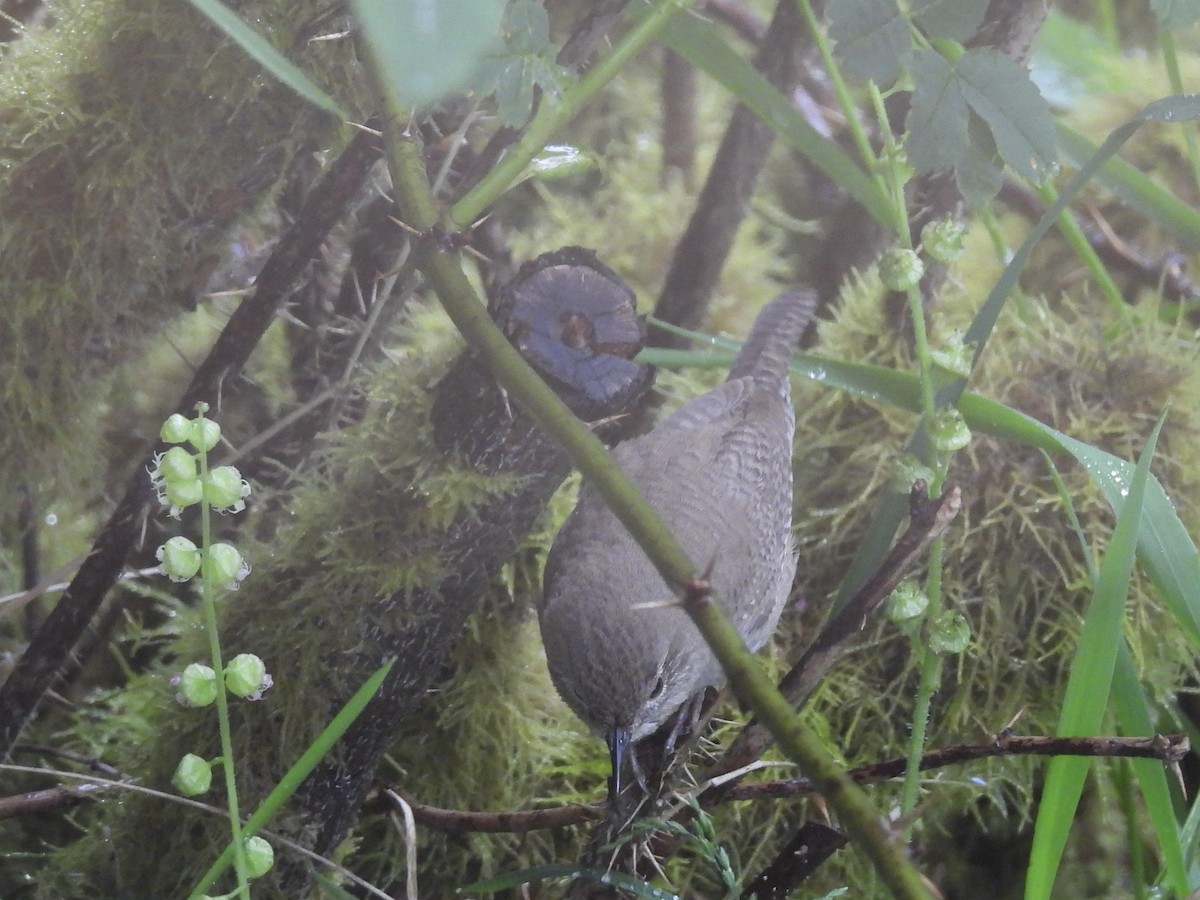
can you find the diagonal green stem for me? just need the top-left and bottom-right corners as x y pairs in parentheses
(382, 125), (932, 900)
(359, 5), (931, 889)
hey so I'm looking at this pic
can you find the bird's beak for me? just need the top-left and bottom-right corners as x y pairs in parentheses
(607, 726), (632, 798)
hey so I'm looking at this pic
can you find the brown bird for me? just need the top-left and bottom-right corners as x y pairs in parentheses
(539, 289), (817, 791)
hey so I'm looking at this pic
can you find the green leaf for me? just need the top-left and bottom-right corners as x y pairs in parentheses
(910, 0), (989, 41)
(956, 48), (1058, 182)
(1042, 453), (1190, 897)
(658, 12), (892, 226)
(352, 0), (505, 111)
(1025, 413), (1165, 900)
(528, 144), (599, 180)
(1152, 0), (1200, 28)
(475, 0), (564, 126)
(828, 0), (911, 86)
(503, 0), (551, 51)
(955, 113), (1004, 207)
(182, 0), (347, 118)
(905, 49), (968, 172)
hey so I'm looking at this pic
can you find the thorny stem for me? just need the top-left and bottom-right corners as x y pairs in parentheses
(365, 6), (931, 892)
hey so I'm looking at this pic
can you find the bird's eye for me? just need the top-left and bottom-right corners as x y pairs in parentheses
(650, 676), (665, 699)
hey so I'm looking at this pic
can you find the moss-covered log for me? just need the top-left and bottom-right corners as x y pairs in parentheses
(0, 0), (360, 497)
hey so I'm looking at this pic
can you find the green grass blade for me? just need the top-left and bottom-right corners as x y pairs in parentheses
(189, 660), (395, 897)
(182, 0), (347, 118)
(1024, 412), (1165, 900)
(1056, 123), (1200, 249)
(1043, 449), (1189, 894)
(1112, 642), (1190, 895)
(962, 96), (1200, 373)
(656, 11), (892, 226)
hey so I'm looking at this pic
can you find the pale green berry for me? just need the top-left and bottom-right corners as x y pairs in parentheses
(244, 836), (274, 879)
(202, 543), (249, 589)
(188, 418), (221, 453)
(160, 414), (193, 444)
(203, 466), (250, 513)
(887, 580), (929, 622)
(879, 248), (924, 291)
(891, 455), (936, 494)
(921, 218), (965, 263)
(164, 477), (204, 515)
(157, 446), (197, 484)
(225, 653), (269, 699)
(930, 408), (971, 454)
(157, 537), (201, 582)
(929, 332), (974, 379)
(175, 662), (218, 707)
(172, 753), (212, 796)
(929, 609), (971, 655)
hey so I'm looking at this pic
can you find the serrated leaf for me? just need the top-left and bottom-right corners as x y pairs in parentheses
(956, 48), (1058, 181)
(905, 49), (968, 172)
(493, 59), (537, 126)
(504, 0), (551, 50)
(828, 0), (910, 86)
(352, 0), (505, 111)
(475, 0), (562, 126)
(1152, 0), (1200, 28)
(910, 0), (989, 41)
(182, 0), (347, 118)
(955, 112), (1003, 207)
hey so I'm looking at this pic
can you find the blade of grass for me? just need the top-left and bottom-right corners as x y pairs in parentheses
(963, 96), (1200, 370)
(189, 660), (395, 898)
(1056, 122), (1200, 250)
(1044, 451), (1189, 895)
(181, 0), (347, 118)
(1112, 642), (1190, 895)
(1024, 412), (1166, 900)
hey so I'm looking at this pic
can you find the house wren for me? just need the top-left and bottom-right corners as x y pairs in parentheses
(539, 289), (817, 790)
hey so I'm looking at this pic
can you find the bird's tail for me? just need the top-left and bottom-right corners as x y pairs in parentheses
(726, 288), (818, 384)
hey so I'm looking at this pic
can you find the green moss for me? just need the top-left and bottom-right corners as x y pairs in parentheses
(0, 0), (363, 499)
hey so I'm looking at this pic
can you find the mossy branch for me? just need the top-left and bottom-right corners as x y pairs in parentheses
(382, 138), (932, 900)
